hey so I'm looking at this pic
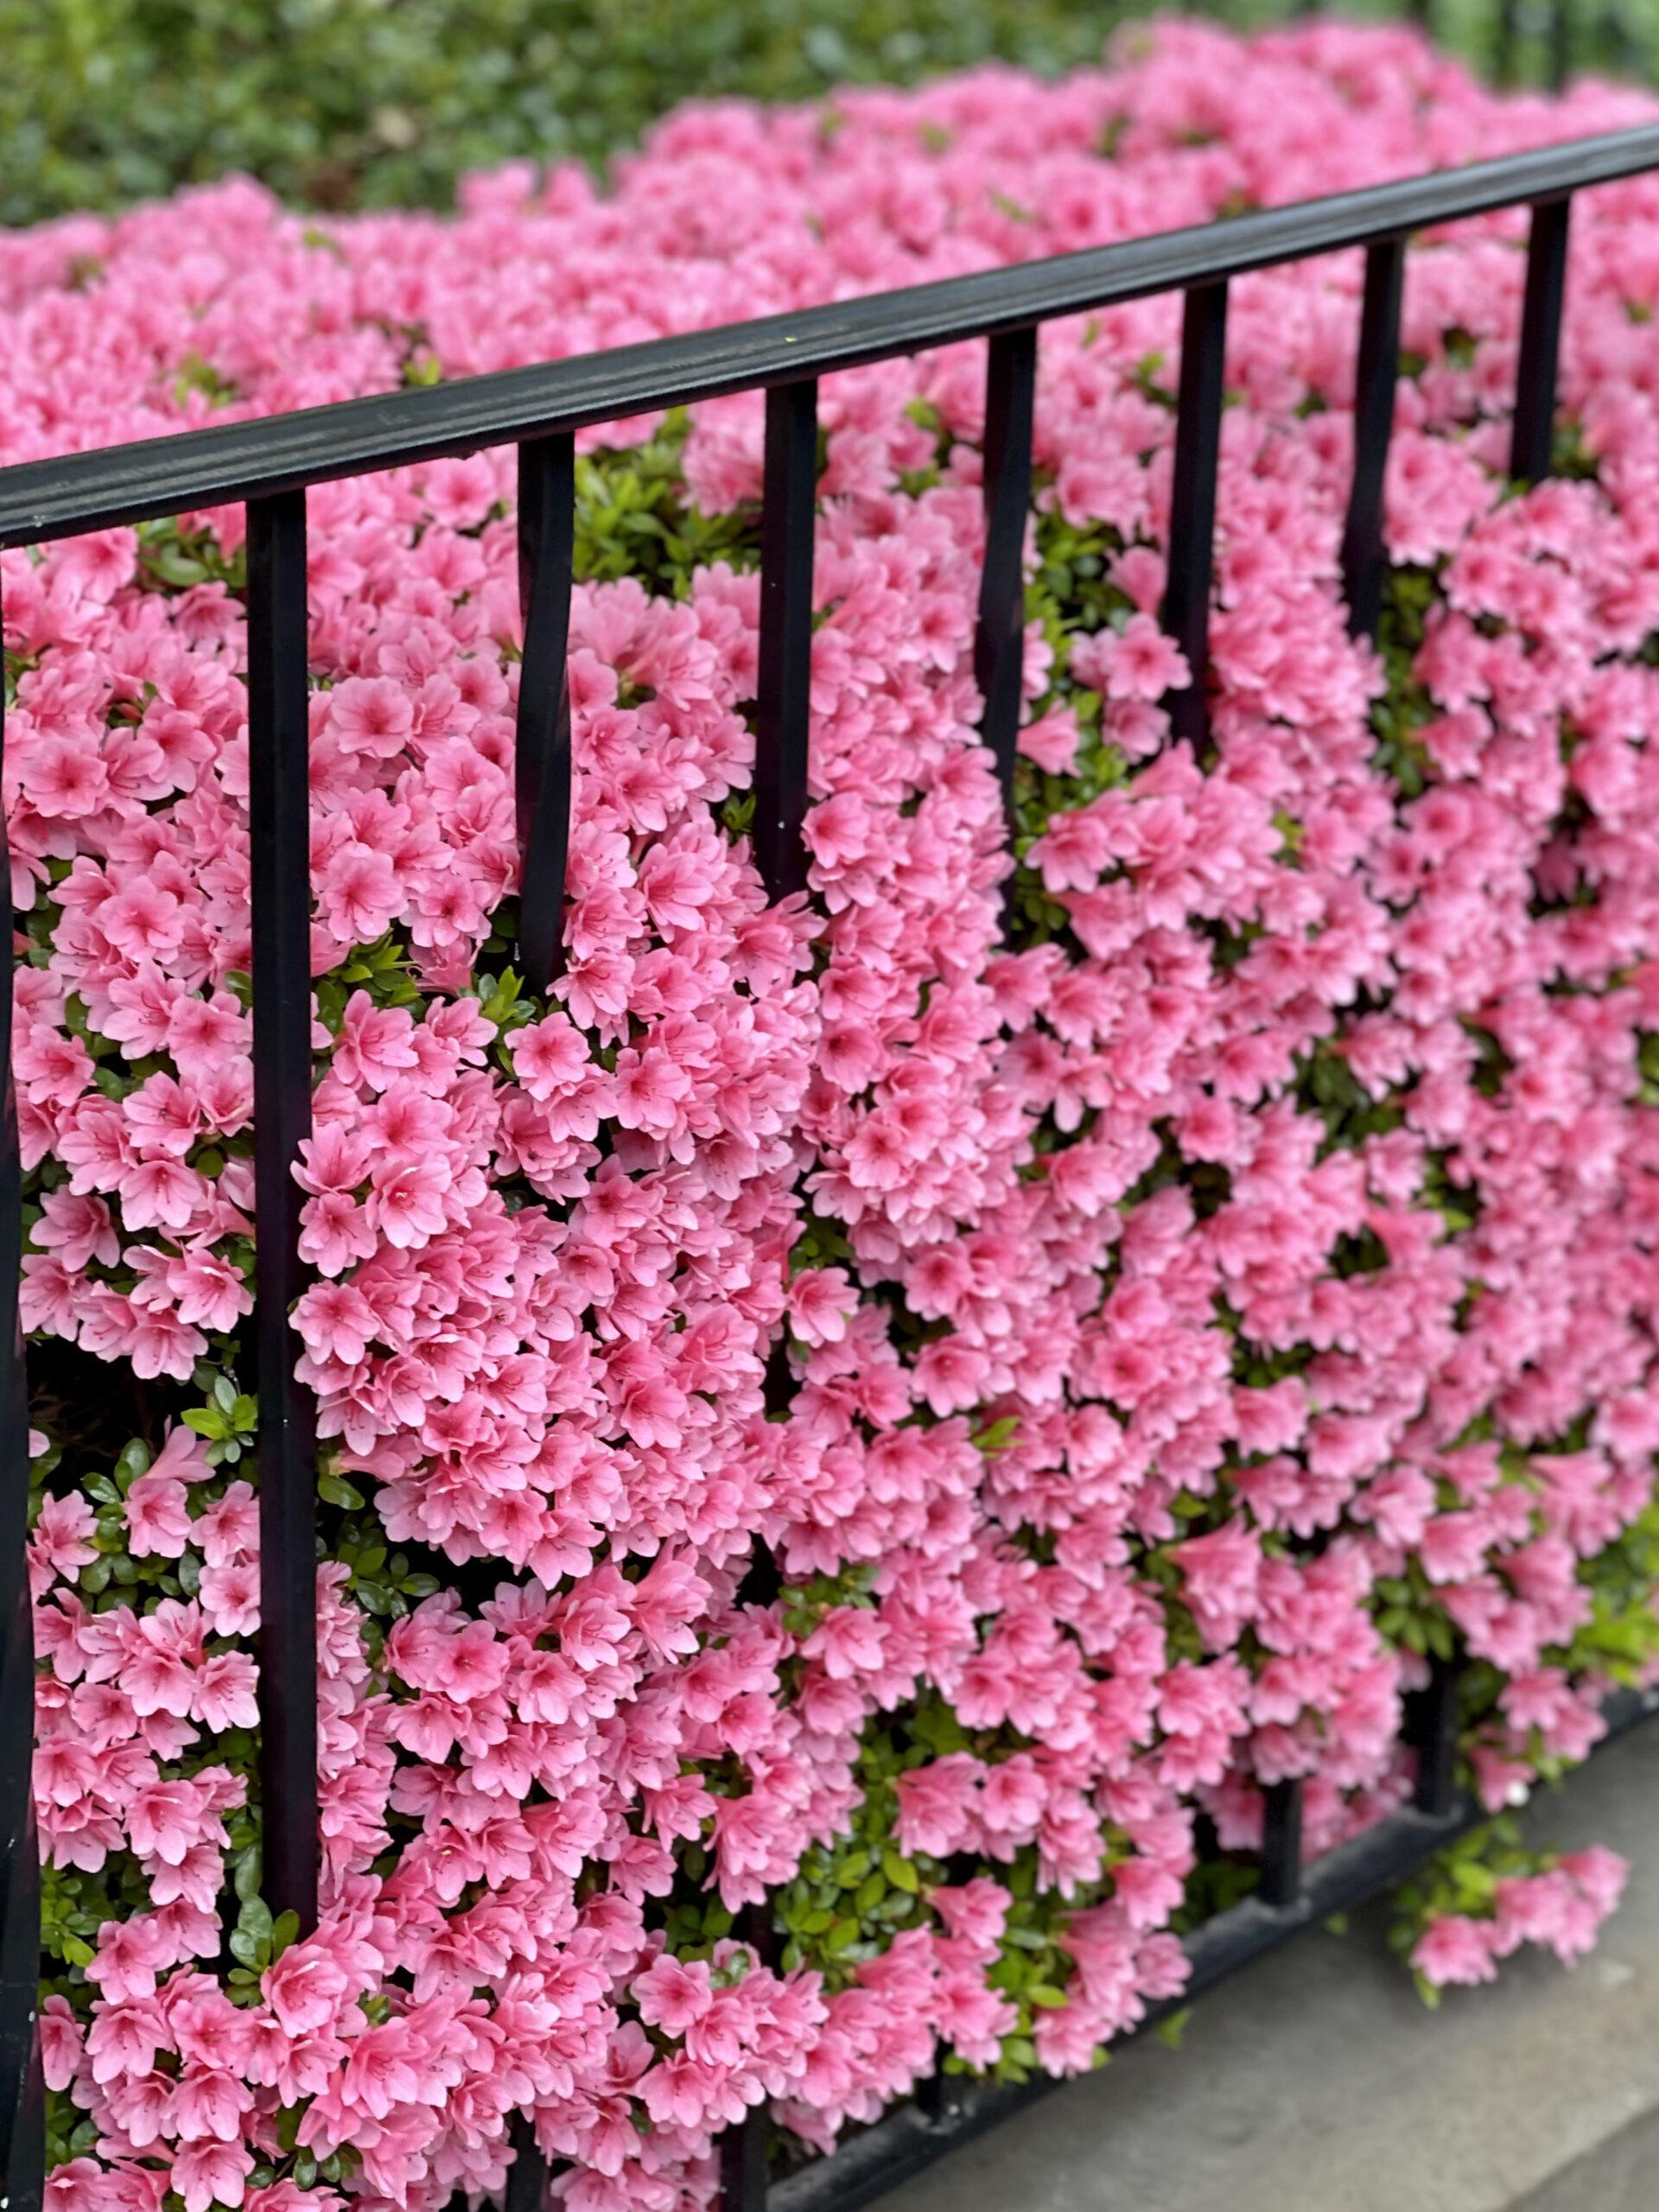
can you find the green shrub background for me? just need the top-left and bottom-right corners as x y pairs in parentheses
(1, 0), (1647, 230)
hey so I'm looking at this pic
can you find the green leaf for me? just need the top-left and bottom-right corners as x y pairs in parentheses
(238, 1895), (274, 1946)
(882, 1850), (919, 1894)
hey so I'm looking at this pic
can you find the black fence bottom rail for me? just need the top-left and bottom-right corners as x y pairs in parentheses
(762, 1684), (1659, 2212)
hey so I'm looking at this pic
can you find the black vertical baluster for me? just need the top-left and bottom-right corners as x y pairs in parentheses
(717, 1906), (775, 2209)
(1341, 236), (1406, 642)
(753, 379), (818, 903)
(246, 490), (319, 1939)
(0, 578), (42, 2212)
(1410, 1651), (1461, 1820)
(1510, 197), (1573, 486)
(975, 326), (1037, 812)
(914, 2050), (965, 2129)
(1259, 1778), (1304, 1911)
(516, 434), (575, 997)
(719, 2110), (769, 2212)
(505, 2110), (547, 2212)
(1160, 281), (1229, 748)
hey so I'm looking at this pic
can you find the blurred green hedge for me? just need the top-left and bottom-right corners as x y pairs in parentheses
(0, 0), (1123, 227)
(0, 0), (1645, 229)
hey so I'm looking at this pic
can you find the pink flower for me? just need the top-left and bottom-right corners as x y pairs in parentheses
(632, 1954), (714, 2037)
(292, 1281), (378, 1367)
(171, 2139), (254, 2212)
(199, 1560), (260, 1637)
(318, 842), (401, 944)
(124, 1472), (194, 1560)
(1171, 1520), (1262, 1651)
(262, 1942), (352, 2037)
(31, 1493), (98, 1580)
(1068, 614), (1191, 702)
(365, 1154), (449, 1247)
(325, 677), (416, 759)
(1411, 1914), (1501, 1987)
(893, 1755), (983, 1859)
(1560, 1845), (1629, 1918)
(786, 1267), (857, 1347)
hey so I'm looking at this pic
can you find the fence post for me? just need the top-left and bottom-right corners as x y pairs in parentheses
(505, 2110), (548, 2212)
(0, 575), (43, 2209)
(975, 326), (1038, 811)
(516, 434), (575, 996)
(1511, 197), (1573, 485)
(1341, 237), (1406, 642)
(246, 490), (320, 1937)
(1259, 1778), (1304, 1911)
(719, 2109), (770, 2212)
(1160, 281), (1229, 747)
(1410, 1650), (1461, 1820)
(753, 379), (818, 903)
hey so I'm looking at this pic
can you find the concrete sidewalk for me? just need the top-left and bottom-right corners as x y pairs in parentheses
(873, 1721), (1659, 2212)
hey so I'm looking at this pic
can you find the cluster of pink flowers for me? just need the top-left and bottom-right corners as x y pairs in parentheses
(8, 16), (1659, 2210)
(1411, 1840), (1629, 1986)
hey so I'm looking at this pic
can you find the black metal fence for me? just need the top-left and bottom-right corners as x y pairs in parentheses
(3, 118), (1659, 2212)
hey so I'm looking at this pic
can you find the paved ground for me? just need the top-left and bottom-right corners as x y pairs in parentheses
(873, 1720), (1659, 2212)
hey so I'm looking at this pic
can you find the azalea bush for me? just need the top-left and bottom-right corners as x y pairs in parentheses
(9, 18), (1659, 2211)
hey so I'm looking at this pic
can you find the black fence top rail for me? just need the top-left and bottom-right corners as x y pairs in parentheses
(3, 122), (1659, 550)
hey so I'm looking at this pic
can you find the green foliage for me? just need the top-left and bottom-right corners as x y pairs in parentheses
(749, 1696), (1118, 2082)
(136, 514), (246, 596)
(181, 1371), (258, 1465)
(1004, 502), (1135, 947)
(779, 1560), (880, 1640)
(1369, 564), (1438, 800)
(0, 0), (1146, 228)
(1388, 1814), (1553, 2006)
(1372, 1554), (1460, 1662)
(315, 928), (425, 1032)
(574, 415), (762, 598)
(1558, 1497), (1659, 1688)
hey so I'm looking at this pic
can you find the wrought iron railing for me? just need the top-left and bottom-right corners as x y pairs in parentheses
(3, 119), (1659, 2212)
